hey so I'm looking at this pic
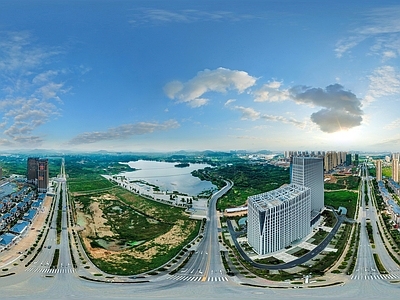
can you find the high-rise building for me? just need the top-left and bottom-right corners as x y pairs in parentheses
(247, 184), (311, 255)
(346, 153), (352, 166)
(376, 160), (382, 181)
(27, 157), (49, 192)
(392, 154), (399, 182)
(37, 159), (49, 192)
(354, 154), (359, 166)
(291, 156), (324, 215)
(27, 157), (39, 184)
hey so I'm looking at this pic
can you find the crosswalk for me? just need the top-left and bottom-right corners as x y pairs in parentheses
(351, 273), (400, 280)
(25, 267), (75, 274)
(168, 275), (229, 282)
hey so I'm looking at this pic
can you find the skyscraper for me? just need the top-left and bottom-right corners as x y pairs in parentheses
(27, 157), (39, 184)
(376, 160), (382, 181)
(291, 156), (324, 216)
(27, 157), (49, 192)
(346, 153), (352, 166)
(37, 159), (49, 192)
(354, 154), (359, 166)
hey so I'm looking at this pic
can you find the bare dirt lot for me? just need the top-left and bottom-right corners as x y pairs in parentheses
(75, 192), (197, 271)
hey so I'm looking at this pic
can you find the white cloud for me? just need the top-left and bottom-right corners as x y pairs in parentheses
(0, 31), (68, 146)
(226, 101), (305, 128)
(164, 67), (257, 107)
(67, 120), (180, 145)
(253, 80), (289, 102)
(384, 118), (400, 130)
(366, 65), (400, 101)
(0, 31), (62, 73)
(261, 114), (306, 129)
(224, 99), (236, 106)
(129, 9), (259, 26)
(383, 50), (397, 60)
(232, 106), (260, 120)
(335, 36), (366, 58)
(335, 6), (400, 58)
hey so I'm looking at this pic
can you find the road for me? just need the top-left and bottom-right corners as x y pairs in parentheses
(169, 181), (233, 282)
(351, 163), (400, 281)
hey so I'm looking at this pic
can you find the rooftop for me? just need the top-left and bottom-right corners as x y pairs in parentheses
(10, 220), (29, 235)
(249, 183), (310, 210)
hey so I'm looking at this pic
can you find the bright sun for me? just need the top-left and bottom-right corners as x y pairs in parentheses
(330, 129), (357, 144)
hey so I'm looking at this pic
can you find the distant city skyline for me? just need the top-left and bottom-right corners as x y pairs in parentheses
(1, 1), (400, 152)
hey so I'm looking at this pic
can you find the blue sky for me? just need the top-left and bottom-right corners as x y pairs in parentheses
(1, 0), (400, 152)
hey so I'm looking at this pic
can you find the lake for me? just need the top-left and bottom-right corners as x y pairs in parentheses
(119, 160), (216, 196)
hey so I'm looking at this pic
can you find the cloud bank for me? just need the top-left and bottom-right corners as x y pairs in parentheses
(129, 9), (258, 26)
(335, 6), (400, 59)
(289, 84), (363, 133)
(67, 120), (180, 145)
(0, 31), (66, 146)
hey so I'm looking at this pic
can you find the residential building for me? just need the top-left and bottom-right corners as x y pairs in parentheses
(376, 160), (382, 181)
(392, 153), (399, 182)
(27, 157), (49, 192)
(27, 157), (39, 184)
(346, 154), (352, 166)
(354, 153), (359, 166)
(37, 159), (49, 192)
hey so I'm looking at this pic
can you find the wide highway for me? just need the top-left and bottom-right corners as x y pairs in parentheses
(351, 164), (400, 282)
(167, 181), (233, 283)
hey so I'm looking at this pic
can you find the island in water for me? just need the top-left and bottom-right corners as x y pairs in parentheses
(174, 163), (190, 168)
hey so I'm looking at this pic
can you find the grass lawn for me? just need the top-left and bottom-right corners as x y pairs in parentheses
(324, 190), (358, 218)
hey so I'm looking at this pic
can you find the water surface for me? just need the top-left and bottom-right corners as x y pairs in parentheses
(120, 160), (216, 196)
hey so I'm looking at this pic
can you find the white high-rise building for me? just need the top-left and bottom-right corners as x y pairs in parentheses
(291, 156), (324, 216)
(393, 154), (399, 182)
(376, 160), (382, 182)
(247, 184), (311, 255)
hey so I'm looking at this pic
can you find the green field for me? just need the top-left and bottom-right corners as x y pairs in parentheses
(324, 190), (358, 218)
(193, 163), (290, 211)
(383, 166), (392, 178)
(324, 175), (360, 191)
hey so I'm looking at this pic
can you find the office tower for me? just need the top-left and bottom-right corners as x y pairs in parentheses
(291, 156), (324, 215)
(247, 184), (311, 255)
(37, 159), (49, 192)
(376, 160), (382, 181)
(27, 157), (39, 184)
(393, 154), (399, 182)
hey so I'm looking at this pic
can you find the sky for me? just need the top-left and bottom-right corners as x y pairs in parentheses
(1, 0), (400, 153)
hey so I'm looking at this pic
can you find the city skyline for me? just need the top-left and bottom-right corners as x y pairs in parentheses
(1, 1), (400, 152)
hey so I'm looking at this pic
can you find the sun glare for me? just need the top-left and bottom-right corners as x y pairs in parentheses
(330, 129), (357, 144)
